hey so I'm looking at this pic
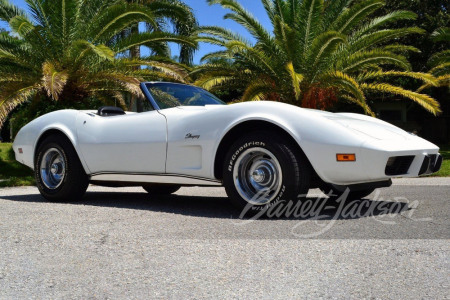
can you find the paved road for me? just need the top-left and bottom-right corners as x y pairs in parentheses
(0, 178), (449, 299)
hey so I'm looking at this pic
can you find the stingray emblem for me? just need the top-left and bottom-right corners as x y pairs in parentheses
(185, 133), (200, 140)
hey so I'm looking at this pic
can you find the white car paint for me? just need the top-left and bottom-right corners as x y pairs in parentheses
(13, 88), (440, 188)
(77, 110), (167, 174)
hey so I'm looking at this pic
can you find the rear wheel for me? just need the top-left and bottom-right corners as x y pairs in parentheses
(142, 184), (181, 195)
(223, 131), (311, 213)
(35, 134), (89, 202)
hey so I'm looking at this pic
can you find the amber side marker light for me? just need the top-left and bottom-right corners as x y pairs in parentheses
(337, 154), (356, 161)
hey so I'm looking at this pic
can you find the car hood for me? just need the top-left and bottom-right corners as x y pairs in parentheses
(175, 102), (411, 141)
(220, 102), (413, 141)
(316, 111), (411, 141)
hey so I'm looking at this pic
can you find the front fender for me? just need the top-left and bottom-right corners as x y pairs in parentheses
(13, 110), (91, 174)
(209, 102), (366, 183)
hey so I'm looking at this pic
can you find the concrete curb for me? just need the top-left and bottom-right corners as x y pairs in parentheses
(392, 177), (450, 186)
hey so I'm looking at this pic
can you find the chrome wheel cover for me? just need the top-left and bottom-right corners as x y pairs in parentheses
(233, 147), (283, 205)
(40, 148), (66, 190)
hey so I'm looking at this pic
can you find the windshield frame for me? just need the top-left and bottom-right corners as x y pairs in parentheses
(140, 82), (225, 110)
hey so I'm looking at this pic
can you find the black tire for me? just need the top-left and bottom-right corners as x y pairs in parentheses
(35, 134), (89, 202)
(320, 185), (375, 200)
(142, 184), (181, 195)
(223, 131), (311, 213)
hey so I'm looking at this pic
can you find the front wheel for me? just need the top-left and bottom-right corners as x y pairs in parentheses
(223, 131), (311, 213)
(35, 134), (89, 202)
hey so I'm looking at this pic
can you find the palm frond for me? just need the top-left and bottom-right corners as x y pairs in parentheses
(357, 71), (437, 86)
(382, 44), (421, 54)
(208, 0), (272, 49)
(85, 71), (143, 97)
(320, 71), (366, 106)
(0, 0), (26, 22)
(331, 0), (384, 34)
(429, 63), (450, 78)
(0, 84), (38, 128)
(196, 25), (249, 43)
(241, 81), (272, 101)
(306, 31), (345, 76)
(195, 74), (237, 90)
(428, 50), (450, 69)
(341, 50), (411, 72)
(9, 15), (35, 37)
(361, 83), (441, 115)
(26, 0), (51, 28)
(89, 3), (158, 42)
(70, 40), (115, 64)
(286, 61), (303, 101)
(297, 0), (324, 55)
(417, 75), (450, 92)
(226, 40), (278, 77)
(200, 50), (232, 63)
(323, 0), (351, 28)
(115, 56), (190, 82)
(112, 31), (195, 54)
(349, 27), (425, 53)
(352, 10), (417, 38)
(431, 27), (450, 42)
(42, 61), (68, 100)
(340, 94), (375, 116)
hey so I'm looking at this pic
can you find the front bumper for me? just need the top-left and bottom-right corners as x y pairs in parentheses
(308, 135), (441, 186)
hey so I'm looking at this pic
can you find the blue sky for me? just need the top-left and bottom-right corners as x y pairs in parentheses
(1, 0), (272, 64)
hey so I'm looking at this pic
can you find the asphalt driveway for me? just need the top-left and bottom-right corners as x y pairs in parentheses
(0, 178), (449, 299)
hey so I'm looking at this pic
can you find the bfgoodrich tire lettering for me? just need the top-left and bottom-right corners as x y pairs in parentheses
(35, 134), (89, 202)
(223, 131), (311, 212)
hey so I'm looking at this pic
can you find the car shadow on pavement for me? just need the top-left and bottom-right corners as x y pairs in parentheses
(1, 190), (412, 221)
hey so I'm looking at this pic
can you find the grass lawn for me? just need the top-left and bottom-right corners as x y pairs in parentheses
(0, 143), (35, 188)
(0, 142), (448, 188)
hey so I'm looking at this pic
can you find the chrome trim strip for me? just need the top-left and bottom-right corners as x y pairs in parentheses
(90, 172), (222, 186)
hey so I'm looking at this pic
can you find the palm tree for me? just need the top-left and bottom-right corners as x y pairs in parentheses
(418, 27), (450, 91)
(123, 0), (197, 65)
(194, 0), (441, 115)
(0, 0), (195, 128)
(120, 0), (198, 110)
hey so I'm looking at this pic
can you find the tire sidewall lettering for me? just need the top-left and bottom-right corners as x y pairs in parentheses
(227, 141), (266, 172)
(227, 140), (289, 208)
(251, 185), (286, 211)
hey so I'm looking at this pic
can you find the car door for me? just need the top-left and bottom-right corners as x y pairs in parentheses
(140, 81), (227, 180)
(77, 110), (167, 175)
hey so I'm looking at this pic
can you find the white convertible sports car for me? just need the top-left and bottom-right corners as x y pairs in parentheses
(13, 82), (442, 210)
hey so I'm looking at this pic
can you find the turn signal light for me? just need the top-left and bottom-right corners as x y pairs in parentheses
(337, 154), (356, 161)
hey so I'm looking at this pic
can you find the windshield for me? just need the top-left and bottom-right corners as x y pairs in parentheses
(145, 83), (225, 109)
